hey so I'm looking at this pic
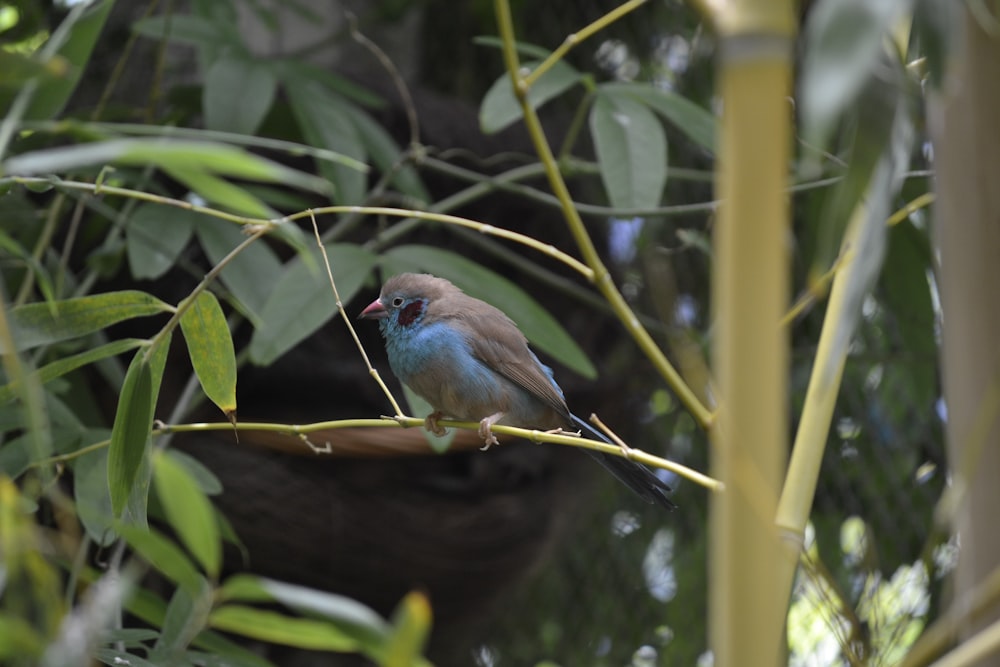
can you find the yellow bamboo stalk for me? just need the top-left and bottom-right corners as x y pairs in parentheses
(773, 202), (865, 618)
(710, 1), (795, 665)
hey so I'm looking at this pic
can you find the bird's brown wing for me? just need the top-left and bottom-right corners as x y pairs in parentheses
(448, 299), (572, 421)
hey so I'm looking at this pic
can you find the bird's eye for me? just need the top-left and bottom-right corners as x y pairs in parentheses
(391, 296), (405, 308)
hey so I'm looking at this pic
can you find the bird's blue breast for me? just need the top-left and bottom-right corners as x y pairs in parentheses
(380, 319), (505, 421)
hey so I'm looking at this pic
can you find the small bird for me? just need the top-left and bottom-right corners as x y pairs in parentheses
(359, 273), (675, 509)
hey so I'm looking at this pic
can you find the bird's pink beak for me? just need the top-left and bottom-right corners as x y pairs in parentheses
(358, 298), (388, 320)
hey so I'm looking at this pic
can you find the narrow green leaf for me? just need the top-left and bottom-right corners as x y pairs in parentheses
(0, 613), (44, 661)
(24, 0), (115, 121)
(0, 435), (33, 479)
(195, 216), (282, 324)
(4, 139), (332, 197)
(589, 91), (668, 210)
(340, 103), (429, 203)
(601, 82), (716, 152)
(131, 14), (221, 46)
(0, 339), (145, 403)
(73, 448), (117, 546)
(93, 649), (159, 667)
(248, 244), (376, 366)
(150, 577), (213, 662)
(4, 291), (171, 353)
(204, 56), (277, 135)
(383, 246), (597, 379)
(163, 166), (273, 219)
(384, 592), (432, 667)
(179, 291), (237, 416)
(209, 606), (359, 651)
(153, 449), (222, 579)
(107, 352), (154, 518)
(479, 59), (583, 134)
(113, 582), (273, 667)
(799, 0), (903, 155)
(287, 81), (368, 204)
(167, 449), (223, 495)
(118, 525), (203, 594)
(126, 204), (195, 280)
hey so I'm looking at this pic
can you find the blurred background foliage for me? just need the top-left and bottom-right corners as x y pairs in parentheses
(0, 0), (948, 665)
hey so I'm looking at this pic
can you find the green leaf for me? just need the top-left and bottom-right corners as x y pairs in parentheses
(0, 613), (44, 661)
(383, 246), (597, 379)
(589, 91), (667, 210)
(195, 217), (282, 324)
(480, 59), (583, 134)
(880, 221), (936, 408)
(0, 435), (33, 479)
(167, 449), (223, 495)
(0, 51), (64, 89)
(204, 56), (277, 135)
(287, 81), (369, 204)
(0, 338), (145, 403)
(799, 0), (903, 156)
(384, 592), (432, 667)
(23, 0), (115, 121)
(118, 524), (203, 593)
(219, 575), (390, 654)
(162, 166), (273, 219)
(209, 606), (360, 651)
(4, 139), (332, 197)
(150, 577), (213, 663)
(179, 291), (237, 416)
(93, 649), (159, 667)
(73, 448), (117, 546)
(131, 15), (221, 46)
(249, 244), (377, 366)
(340, 103), (429, 203)
(126, 203), (195, 280)
(153, 449), (222, 579)
(600, 82), (716, 153)
(108, 352), (154, 518)
(3, 290), (171, 353)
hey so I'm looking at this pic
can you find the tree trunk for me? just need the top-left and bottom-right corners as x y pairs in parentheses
(930, 8), (1000, 665)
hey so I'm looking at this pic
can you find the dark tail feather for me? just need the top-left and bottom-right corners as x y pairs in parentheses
(570, 414), (677, 510)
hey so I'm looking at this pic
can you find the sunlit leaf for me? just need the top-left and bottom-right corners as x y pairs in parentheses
(154, 450), (222, 578)
(384, 591), (432, 667)
(209, 606), (360, 651)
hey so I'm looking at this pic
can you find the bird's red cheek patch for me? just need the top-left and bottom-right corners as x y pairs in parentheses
(397, 300), (425, 327)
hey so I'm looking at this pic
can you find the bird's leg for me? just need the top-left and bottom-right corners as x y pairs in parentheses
(424, 411), (447, 437)
(478, 412), (505, 450)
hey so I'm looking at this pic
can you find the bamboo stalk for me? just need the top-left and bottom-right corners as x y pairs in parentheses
(710, 2), (795, 665)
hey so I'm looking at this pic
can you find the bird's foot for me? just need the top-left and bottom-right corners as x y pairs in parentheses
(424, 411), (447, 437)
(478, 412), (504, 451)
